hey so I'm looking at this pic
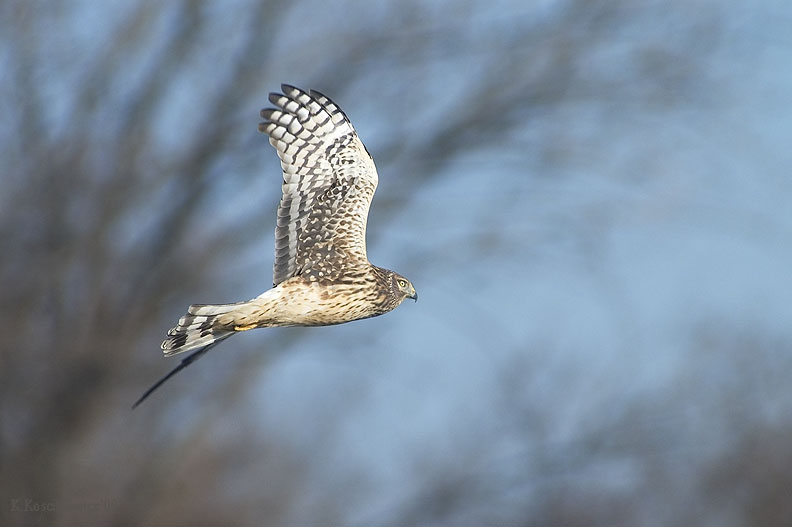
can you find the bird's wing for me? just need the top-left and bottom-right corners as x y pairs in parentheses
(259, 84), (379, 286)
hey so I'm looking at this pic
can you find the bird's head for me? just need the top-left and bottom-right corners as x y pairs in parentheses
(391, 273), (418, 303)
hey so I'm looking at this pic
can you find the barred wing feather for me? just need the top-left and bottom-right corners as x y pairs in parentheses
(259, 84), (378, 285)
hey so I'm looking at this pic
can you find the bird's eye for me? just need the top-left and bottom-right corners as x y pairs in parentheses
(397, 279), (407, 288)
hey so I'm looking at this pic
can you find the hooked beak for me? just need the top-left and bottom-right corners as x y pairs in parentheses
(408, 287), (418, 302)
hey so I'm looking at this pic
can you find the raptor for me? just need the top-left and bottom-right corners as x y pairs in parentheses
(133, 85), (417, 408)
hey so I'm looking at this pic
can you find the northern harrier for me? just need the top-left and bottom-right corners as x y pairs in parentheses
(133, 84), (417, 407)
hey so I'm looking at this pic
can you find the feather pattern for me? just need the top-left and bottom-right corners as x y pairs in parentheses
(259, 84), (378, 286)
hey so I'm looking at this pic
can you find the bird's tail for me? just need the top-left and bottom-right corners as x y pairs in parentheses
(161, 302), (251, 356)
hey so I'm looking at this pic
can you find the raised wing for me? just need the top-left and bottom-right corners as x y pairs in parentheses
(259, 85), (379, 286)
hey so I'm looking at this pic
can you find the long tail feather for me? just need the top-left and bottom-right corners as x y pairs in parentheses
(132, 334), (233, 409)
(134, 298), (268, 408)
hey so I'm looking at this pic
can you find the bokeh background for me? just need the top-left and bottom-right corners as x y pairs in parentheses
(3, 0), (792, 525)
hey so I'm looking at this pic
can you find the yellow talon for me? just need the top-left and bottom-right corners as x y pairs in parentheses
(234, 324), (257, 331)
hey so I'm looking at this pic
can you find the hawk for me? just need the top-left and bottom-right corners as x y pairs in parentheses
(133, 84), (417, 408)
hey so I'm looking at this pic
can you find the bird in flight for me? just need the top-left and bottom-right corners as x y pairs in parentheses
(133, 84), (417, 408)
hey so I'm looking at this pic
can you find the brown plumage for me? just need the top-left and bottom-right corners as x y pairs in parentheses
(133, 85), (416, 408)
